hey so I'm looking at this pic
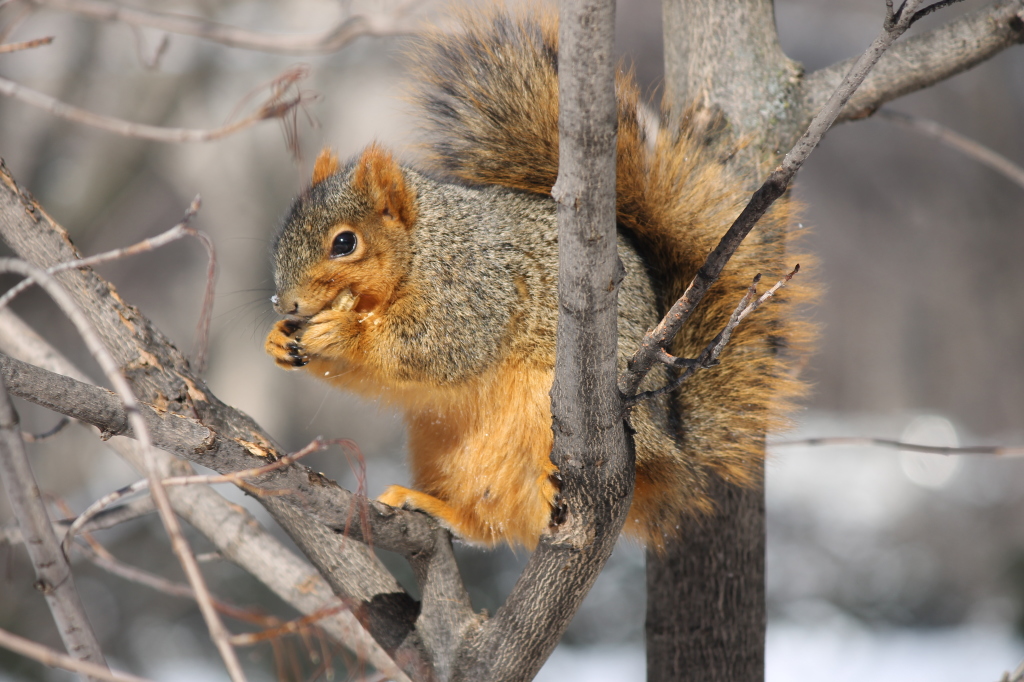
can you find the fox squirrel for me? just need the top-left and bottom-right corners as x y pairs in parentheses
(264, 7), (811, 549)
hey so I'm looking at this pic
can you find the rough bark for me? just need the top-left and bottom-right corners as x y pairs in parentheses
(801, 0), (1024, 127)
(1, 0), (1021, 678)
(651, 2), (1024, 680)
(661, 0), (801, 178)
(645, 476), (765, 681)
(453, 2), (631, 680)
(0, 376), (109, 680)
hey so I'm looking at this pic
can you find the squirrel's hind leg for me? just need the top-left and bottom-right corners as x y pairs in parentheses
(378, 485), (494, 544)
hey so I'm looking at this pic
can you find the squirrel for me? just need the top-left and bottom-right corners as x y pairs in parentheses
(264, 6), (811, 550)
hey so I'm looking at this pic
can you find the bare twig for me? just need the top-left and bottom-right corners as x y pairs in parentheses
(0, 627), (153, 682)
(21, 415), (70, 441)
(65, 496), (156, 533)
(61, 437), (339, 554)
(769, 436), (1024, 457)
(0, 307), (413, 682)
(893, 0), (967, 26)
(629, 266), (799, 406)
(0, 35), (52, 52)
(228, 605), (350, 647)
(2, 498), (153, 547)
(621, 0), (933, 398)
(802, 0), (1024, 125)
(0, 259), (247, 682)
(0, 155), (431, 679)
(877, 109), (1024, 191)
(0, 70), (306, 142)
(0, 197), (216, 372)
(128, 25), (169, 70)
(33, 0), (421, 54)
(74, 540), (286, 631)
(0, 351), (437, 555)
(0, 375), (109, 674)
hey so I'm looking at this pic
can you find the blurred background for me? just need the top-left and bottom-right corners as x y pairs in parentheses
(1, 0), (1023, 679)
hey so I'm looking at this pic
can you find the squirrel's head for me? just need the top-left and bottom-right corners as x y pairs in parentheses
(271, 144), (418, 319)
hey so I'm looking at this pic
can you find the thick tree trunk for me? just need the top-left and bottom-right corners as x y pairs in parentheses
(650, 2), (795, 679)
(645, 477), (766, 682)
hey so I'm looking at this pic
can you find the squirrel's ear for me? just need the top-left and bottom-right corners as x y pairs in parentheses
(352, 143), (417, 227)
(311, 147), (340, 186)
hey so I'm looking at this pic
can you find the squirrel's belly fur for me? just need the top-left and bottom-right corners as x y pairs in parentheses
(265, 5), (814, 550)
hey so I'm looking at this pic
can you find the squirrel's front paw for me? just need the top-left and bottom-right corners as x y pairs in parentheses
(265, 319), (309, 369)
(299, 309), (362, 356)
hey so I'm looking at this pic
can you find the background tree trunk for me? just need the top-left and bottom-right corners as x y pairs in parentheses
(649, 2), (797, 679)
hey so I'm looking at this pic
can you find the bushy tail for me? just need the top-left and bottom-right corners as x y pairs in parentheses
(407, 5), (782, 311)
(408, 6), (813, 544)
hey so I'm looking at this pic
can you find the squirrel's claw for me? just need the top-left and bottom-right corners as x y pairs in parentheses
(266, 319), (309, 370)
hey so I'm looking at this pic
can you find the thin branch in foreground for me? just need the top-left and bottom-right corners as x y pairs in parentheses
(0, 258), (247, 682)
(36, 0), (422, 54)
(0, 308), (413, 682)
(21, 415), (70, 442)
(74, 539), (290, 632)
(999, 656), (1024, 682)
(621, 0), (933, 398)
(769, 436), (1024, 457)
(877, 109), (1024, 191)
(802, 0), (1024, 126)
(0, 371), (109, 671)
(0, 35), (53, 53)
(0, 627), (153, 682)
(0, 67), (308, 142)
(629, 266), (799, 406)
(0, 196), (218, 373)
(61, 437), (336, 555)
(228, 604), (350, 647)
(895, 0), (967, 27)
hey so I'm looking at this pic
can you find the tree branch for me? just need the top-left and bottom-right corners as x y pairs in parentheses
(623, 0), (931, 399)
(453, 2), (631, 680)
(0, 627), (151, 682)
(32, 0), (420, 54)
(0, 258), (248, 682)
(0, 309), (414, 682)
(769, 436), (1024, 456)
(0, 352), (438, 556)
(877, 108), (1024, 191)
(0, 163), (436, 678)
(0, 67), (309, 142)
(0, 377), (109, 678)
(802, 0), (1024, 125)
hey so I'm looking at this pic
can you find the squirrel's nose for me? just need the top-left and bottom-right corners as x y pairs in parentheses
(271, 294), (299, 316)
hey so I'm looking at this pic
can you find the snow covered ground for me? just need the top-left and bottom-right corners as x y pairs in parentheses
(536, 624), (1023, 682)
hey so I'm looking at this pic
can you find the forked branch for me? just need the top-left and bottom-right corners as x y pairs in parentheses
(801, 0), (1024, 125)
(622, 0), (936, 399)
(629, 266), (799, 406)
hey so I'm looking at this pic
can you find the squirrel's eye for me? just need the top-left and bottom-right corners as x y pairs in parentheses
(330, 231), (358, 258)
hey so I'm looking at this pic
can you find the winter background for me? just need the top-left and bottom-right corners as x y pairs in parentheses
(1, 0), (1023, 679)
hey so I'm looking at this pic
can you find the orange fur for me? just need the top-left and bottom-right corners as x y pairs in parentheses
(269, 313), (559, 547)
(352, 144), (419, 226)
(267, 7), (816, 549)
(311, 147), (340, 186)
